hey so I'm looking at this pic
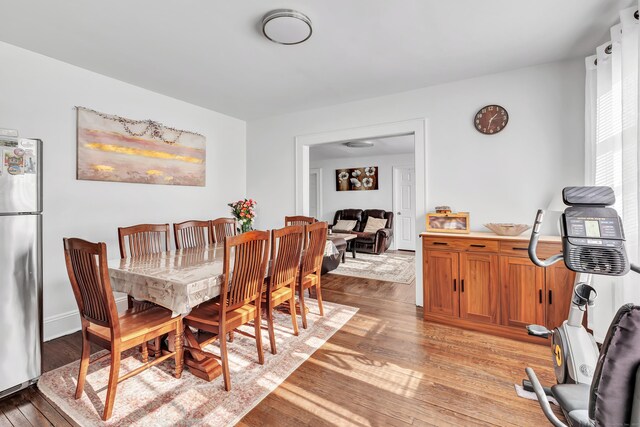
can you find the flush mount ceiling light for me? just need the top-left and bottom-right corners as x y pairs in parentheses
(344, 140), (374, 148)
(262, 9), (312, 45)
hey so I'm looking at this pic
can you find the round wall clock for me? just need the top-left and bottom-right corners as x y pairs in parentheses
(474, 105), (508, 135)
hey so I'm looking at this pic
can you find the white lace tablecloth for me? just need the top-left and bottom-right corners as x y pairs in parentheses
(108, 245), (224, 317)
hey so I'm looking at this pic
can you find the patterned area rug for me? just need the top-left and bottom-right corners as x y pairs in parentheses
(330, 251), (415, 284)
(38, 300), (357, 426)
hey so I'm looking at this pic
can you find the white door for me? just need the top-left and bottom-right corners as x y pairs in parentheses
(309, 168), (322, 219)
(393, 167), (416, 250)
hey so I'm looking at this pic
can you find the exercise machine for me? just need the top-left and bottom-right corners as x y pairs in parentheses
(524, 186), (640, 426)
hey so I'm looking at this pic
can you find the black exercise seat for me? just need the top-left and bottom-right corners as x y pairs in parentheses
(551, 384), (591, 426)
(545, 304), (640, 426)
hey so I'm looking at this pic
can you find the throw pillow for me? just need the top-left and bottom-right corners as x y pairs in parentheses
(363, 217), (388, 234)
(333, 219), (357, 233)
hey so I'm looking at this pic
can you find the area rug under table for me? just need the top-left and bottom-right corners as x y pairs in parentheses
(330, 251), (415, 284)
(38, 300), (357, 426)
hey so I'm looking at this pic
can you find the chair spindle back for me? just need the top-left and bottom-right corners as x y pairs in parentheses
(118, 223), (170, 258)
(300, 222), (328, 277)
(174, 220), (211, 249)
(285, 215), (316, 226)
(222, 230), (270, 311)
(63, 238), (119, 332)
(211, 218), (238, 244)
(269, 226), (305, 293)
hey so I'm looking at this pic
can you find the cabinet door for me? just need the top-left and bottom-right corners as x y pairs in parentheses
(424, 250), (459, 317)
(545, 263), (575, 330)
(500, 256), (544, 328)
(459, 252), (499, 324)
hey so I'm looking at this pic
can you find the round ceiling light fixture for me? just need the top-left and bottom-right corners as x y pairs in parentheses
(262, 9), (312, 45)
(344, 140), (374, 148)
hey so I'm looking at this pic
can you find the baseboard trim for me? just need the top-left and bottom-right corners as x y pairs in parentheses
(44, 296), (128, 341)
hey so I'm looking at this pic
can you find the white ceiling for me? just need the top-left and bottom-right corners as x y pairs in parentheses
(310, 135), (414, 161)
(0, 1), (631, 119)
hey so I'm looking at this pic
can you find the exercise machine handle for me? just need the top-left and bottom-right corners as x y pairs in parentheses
(631, 263), (640, 275)
(525, 368), (568, 427)
(528, 210), (564, 268)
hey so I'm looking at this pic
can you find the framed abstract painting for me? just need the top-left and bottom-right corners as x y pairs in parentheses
(76, 107), (206, 186)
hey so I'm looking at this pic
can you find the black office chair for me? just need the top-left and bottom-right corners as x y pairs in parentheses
(527, 304), (640, 426)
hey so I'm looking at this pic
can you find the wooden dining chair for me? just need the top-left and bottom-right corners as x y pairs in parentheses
(118, 223), (170, 308)
(63, 238), (183, 421)
(210, 217), (237, 244)
(184, 230), (270, 391)
(117, 223), (170, 358)
(298, 221), (328, 329)
(263, 225), (304, 354)
(174, 220), (211, 249)
(284, 215), (316, 226)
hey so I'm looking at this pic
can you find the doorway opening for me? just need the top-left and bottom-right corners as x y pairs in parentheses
(294, 119), (427, 307)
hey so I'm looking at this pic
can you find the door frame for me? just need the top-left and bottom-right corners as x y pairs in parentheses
(294, 118), (428, 307)
(308, 168), (323, 220)
(392, 165), (416, 251)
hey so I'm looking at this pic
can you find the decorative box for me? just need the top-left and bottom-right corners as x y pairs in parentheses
(426, 212), (470, 234)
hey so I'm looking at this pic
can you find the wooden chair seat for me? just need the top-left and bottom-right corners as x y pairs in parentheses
(186, 300), (257, 330)
(262, 286), (292, 307)
(87, 306), (177, 344)
(301, 274), (318, 289)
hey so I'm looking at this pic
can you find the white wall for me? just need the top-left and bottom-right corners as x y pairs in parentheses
(248, 59), (584, 230)
(247, 59), (585, 305)
(0, 42), (247, 340)
(309, 153), (414, 223)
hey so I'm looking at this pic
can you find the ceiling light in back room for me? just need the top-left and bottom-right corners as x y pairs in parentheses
(262, 9), (312, 45)
(344, 141), (374, 148)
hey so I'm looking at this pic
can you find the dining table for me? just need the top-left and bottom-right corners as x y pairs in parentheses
(108, 244), (226, 381)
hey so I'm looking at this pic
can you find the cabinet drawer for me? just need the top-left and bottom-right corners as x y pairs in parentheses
(423, 237), (498, 252)
(499, 241), (561, 259)
(462, 239), (499, 252)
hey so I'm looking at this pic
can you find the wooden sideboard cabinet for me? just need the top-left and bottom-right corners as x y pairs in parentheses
(421, 232), (574, 344)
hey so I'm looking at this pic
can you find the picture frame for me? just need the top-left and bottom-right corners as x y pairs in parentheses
(335, 166), (378, 191)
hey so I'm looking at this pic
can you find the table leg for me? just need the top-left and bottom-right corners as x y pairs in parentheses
(183, 327), (223, 381)
(352, 242), (356, 259)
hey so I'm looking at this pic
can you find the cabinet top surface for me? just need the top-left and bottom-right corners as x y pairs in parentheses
(420, 231), (561, 243)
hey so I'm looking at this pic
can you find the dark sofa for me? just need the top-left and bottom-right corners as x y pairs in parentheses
(331, 209), (394, 255)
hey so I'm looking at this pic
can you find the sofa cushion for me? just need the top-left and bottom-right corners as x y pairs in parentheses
(353, 231), (376, 243)
(333, 219), (357, 233)
(363, 217), (388, 233)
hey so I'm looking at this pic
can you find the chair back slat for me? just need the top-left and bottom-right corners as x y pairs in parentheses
(211, 218), (238, 244)
(285, 215), (316, 226)
(174, 220), (211, 249)
(118, 223), (170, 258)
(63, 238), (119, 331)
(269, 226), (304, 293)
(301, 222), (328, 277)
(222, 231), (270, 311)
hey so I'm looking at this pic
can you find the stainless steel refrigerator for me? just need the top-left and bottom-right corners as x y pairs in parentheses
(0, 138), (42, 399)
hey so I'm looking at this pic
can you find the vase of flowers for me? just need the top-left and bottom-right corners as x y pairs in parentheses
(228, 198), (257, 233)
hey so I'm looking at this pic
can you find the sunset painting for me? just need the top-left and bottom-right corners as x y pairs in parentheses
(76, 107), (206, 186)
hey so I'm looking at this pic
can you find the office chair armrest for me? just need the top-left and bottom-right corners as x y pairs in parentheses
(525, 368), (567, 427)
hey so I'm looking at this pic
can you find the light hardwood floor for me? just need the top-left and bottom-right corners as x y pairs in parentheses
(0, 256), (562, 426)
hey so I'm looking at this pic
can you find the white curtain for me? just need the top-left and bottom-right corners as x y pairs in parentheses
(585, 5), (640, 342)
